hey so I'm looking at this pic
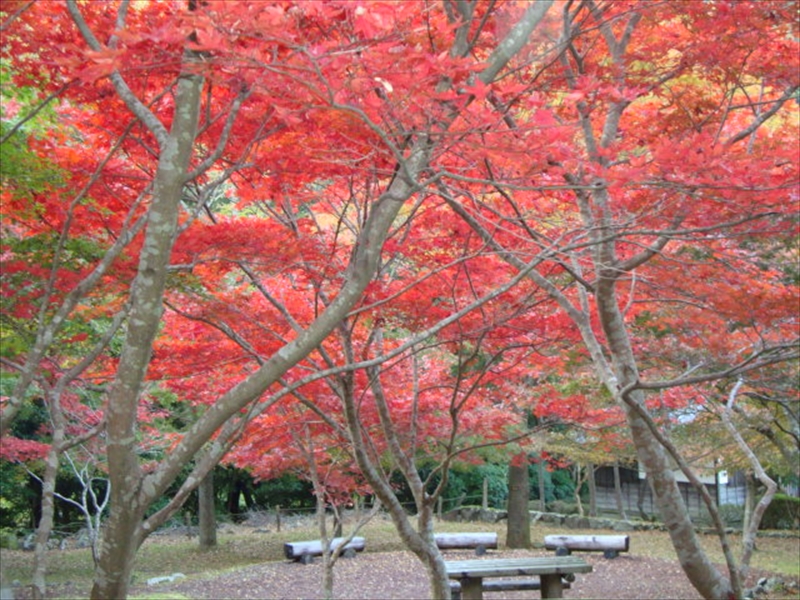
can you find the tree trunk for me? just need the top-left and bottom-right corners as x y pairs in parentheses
(315, 484), (334, 600)
(537, 459), (546, 512)
(613, 463), (628, 521)
(506, 457), (531, 548)
(573, 464), (585, 517)
(86, 21), (205, 596)
(90, 509), (145, 600)
(720, 383), (778, 580)
(30, 443), (60, 599)
(226, 486), (241, 521)
(637, 473), (650, 521)
(743, 472), (756, 536)
(75, 2), (554, 597)
(593, 232), (734, 598)
(588, 463), (597, 517)
(198, 471), (217, 550)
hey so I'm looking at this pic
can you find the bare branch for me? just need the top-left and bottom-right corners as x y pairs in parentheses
(0, 82), (74, 146)
(65, 0), (169, 146)
(725, 85), (799, 147)
(0, 0), (34, 32)
(621, 342), (800, 394)
(478, 1), (554, 85)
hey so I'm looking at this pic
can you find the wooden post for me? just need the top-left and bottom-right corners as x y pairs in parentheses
(482, 477), (488, 510)
(275, 505), (281, 533)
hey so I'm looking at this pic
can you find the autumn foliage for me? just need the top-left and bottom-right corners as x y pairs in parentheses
(1, 1), (798, 599)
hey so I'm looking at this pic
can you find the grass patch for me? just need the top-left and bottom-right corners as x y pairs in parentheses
(1, 515), (798, 594)
(129, 594), (192, 600)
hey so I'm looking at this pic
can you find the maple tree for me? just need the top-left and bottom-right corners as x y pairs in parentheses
(1, 1), (559, 598)
(1, 1), (798, 599)
(433, 1), (799, 598)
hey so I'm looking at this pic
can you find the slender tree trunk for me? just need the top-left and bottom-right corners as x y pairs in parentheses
(198, 471), (217, 549)
(314, 484), (334, 600)
(30, 440), (61, 599)
(226, 487), (241, 521)
(347, 346), (453, 599)
(613, 462), (628, 521)
(573, 464), (585, 517)
(637, 473), (650, 521)
(537, 459), (546, 511)
(506, 455), (531, 548)
(588, 463), (597, 517)
(720, 382), (778, 579)
(743, 473), (756, 536)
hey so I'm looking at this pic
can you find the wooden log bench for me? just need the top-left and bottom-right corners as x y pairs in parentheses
(449, 577), (572, 600)
(435, 532), (498, 556)
(544, 534), (630, 559)
(283, 536), (365, 563)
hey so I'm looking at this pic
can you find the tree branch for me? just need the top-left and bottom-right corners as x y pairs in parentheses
(65, 0), (169, 146)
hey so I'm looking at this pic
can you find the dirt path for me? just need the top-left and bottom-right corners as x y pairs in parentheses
(129, 548), (798, 599)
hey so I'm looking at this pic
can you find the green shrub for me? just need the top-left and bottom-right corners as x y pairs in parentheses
(529, 465), (575, 504)
(718, 503), (744, 526)
(547, 499), (578, 515)
(761, 494), (800, 530)
(0, 530), (19, 549)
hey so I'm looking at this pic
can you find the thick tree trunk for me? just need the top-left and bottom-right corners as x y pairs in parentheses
(623, 385), (733, 599)
(87, 32), (205, 599)
(593, 228), (734, 599)
(90, 513), (144, 599)
(198, 471), (217, 550)
(506, 458), (531, 548)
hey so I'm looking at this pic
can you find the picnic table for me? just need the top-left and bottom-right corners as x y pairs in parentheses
(445, 555), (592, 599)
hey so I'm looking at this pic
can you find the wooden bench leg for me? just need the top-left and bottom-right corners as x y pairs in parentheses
(539, 574), (564, 599)
(449, 581), (462, 600)
(460, 577), (484, 600)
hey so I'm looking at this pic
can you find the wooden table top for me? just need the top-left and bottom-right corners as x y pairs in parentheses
(445, 556), (593, 579)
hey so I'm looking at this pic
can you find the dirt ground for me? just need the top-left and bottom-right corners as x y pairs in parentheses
(121, 547), (799, 600)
